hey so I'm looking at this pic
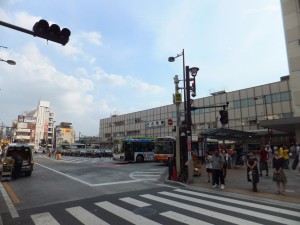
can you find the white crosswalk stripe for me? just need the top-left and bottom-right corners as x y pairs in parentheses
(95, 201), (161, 225)
(160, 211), (214, 225)
(129, 171), (163, 181)
(66, 206), (110, 225)
(31, 212), (59, 225)
(27, 188), (300, 225)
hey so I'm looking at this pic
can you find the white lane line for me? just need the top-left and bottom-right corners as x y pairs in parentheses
(35, 162), (142, 187)
(0, 182), (19, 218)
(95, 201), (161, 225)
(160, 191), (300, 225)
(31, 212), (59, 225)
(141, 194), (262, 225)
(174, 188), (300, 217)
(66, 206), (109, 225)
(160, 211), (213, 225)
(120, 197), (151, 207)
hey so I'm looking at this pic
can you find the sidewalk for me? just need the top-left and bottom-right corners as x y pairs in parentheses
(187, 163), (300, 204)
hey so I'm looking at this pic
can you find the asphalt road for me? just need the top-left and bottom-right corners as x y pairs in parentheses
(0, 154), (168, 213)
(1, 154), (300, 225)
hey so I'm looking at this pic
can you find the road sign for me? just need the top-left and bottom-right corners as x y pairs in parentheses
(168, 119), (173, 125)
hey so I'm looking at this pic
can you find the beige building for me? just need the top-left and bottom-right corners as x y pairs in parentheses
(99, 1), (300, 147)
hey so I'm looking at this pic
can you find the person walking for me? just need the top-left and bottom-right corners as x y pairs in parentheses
(259, 146), (269, 176)
(212, 149), (225, 189)
(246, 151), (259, 192)
(204, 151), (213, 183)
(273, 149), (288, 195)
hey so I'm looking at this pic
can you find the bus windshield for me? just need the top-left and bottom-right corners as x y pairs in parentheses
(154, 137), (175, 162)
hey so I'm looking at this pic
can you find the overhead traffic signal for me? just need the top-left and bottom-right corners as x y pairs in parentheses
(33, 19), (71, 45)
(219, 110), (228, 125)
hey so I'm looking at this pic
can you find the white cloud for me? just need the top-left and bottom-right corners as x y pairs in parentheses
(81, 31), (102, 46)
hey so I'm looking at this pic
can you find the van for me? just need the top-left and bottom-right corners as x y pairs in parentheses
(3, 143), (34, 177)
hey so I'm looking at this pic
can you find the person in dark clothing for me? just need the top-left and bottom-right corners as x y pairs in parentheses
(12, 152), (22, 179)
(246, 151), (259, 192)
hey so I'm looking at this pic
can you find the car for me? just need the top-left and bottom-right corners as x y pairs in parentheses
(60, 149), (70, 156)
(70, 148), (80, 156)
(79, 149), (87, 157)
(103, 149), (113, 157)
(85, 149), (95, 157)
(2, 143), (35, 177)
(93, 149), (103, 157)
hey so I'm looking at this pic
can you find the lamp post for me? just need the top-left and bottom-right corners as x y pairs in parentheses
(0, 58), (16, 65)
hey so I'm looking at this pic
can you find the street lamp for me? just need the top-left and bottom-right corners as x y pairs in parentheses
(0, 58), (16, 65)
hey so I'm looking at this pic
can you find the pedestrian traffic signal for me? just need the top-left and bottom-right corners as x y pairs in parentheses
(33, 19), (71, 45)
(219, 110), (228, 124)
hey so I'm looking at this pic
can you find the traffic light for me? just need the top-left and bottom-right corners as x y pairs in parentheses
(219, 110), (228, 125)
(190, 81), (196, 97)
(33, 19), (71, 45)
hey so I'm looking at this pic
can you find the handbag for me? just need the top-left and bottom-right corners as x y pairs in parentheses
(272, 173), (283, 182)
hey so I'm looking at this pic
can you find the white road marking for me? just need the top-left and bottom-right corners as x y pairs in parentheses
(120, 197), (151, 207)
(0, 182), (19, 218)
(160, 191), (300, 225)
(66, 206), (110, 225)
(141, 194), (262, 225)
(95, 201), (161, 225)
(174, 188), (300, 217)
(35, 162), (142, 187)
(31, 212), (59, 225)
(160, 211), (213, 225)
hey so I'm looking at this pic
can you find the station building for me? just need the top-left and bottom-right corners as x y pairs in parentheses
(99, 0), (300, 149)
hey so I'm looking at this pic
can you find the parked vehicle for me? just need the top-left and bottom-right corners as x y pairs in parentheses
(79, 149), (87, 157)
(85, 149), (95, 157)
(61, 149), (70, 156)
(94, 149), (103, 157)
(70, 148), (80, 156)
(103, 149), (113, 157)
(2, 143), (34, 177)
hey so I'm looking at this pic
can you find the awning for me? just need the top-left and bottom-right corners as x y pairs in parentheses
(200, 128), (257, 140)
(259, 117), (300, 135)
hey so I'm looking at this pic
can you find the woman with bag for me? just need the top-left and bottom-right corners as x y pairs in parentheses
(272, 149), (288, 194)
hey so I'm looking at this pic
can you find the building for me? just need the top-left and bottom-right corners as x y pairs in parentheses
(54, 122), (75, 148)
(34, 100), (55, 149)
(99, 1), (300, 147)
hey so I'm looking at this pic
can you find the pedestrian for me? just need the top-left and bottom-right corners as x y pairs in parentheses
(12, 151), (23, 180)
(211, 149), (225, 189)
(259, 146), (269, 176)
(220, 149), (229, 179)
(282, 146), (290, 169)
(204, 151), (213, 183)
(272, 149), (288, 195)
(246, 151), (259, 192)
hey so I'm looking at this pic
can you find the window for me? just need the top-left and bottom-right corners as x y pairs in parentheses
(280, 91), (291, 101)
(271, 93), (281, 103)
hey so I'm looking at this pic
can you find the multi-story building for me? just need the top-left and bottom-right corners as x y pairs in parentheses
(99, 1), (300, 148)
(54, 122), (75, 148)
(34, 100), (55, 149)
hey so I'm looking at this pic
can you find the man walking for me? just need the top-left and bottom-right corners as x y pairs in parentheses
(212, 149), (225, 189)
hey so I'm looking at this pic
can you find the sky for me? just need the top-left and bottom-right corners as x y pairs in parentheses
(0, 0), (289, 136)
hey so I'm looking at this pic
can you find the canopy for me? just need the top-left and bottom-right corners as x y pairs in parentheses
(200, 128), (257, 140)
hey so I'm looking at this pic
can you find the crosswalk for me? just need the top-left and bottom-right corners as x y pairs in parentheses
(15, 188), (300, 225)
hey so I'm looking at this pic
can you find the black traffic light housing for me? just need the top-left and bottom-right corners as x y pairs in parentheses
(33, 19), (71, 45)
(219, 110), (228, 125)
